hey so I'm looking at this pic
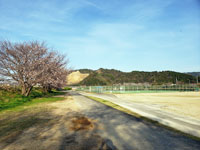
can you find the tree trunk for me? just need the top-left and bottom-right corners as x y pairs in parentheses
(42, 84), (52, 93)
(21, 83), (32, 96)
(25, 86), (32, 96)
(21, 85), (26, 95)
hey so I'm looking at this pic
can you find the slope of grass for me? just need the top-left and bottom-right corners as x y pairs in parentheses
(0, 88), (67, 145)
(0, 88), (66, 112)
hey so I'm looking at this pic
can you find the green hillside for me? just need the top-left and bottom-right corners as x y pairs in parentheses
(78, 68), (197, 86)
(187, 72), (200, 77)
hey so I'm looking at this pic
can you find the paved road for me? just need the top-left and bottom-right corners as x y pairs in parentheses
(79, 91), (200, 138)
(70, 91), (200, 150)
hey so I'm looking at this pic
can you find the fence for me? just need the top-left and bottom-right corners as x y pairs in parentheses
(76, 84), (200, 93)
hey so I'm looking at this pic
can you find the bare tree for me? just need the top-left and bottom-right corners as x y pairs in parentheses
(0, 40), (69, 96)
(39, 52), (69, 92)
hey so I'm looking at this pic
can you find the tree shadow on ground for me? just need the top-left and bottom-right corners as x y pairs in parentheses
(0, 109), (118, 150)
(58, 112), (117, 150)
(78, 98), (200, 150)
(0, 110), (52, 149)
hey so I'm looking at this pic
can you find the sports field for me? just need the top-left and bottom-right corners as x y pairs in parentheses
(107, 90), (179, 94)
(114, 92), (200, 120)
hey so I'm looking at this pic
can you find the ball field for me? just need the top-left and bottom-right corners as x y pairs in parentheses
(114, 92), (200, 120)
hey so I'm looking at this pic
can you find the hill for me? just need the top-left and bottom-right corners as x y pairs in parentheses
(75, 68), (198, 86)
(66, 71), (89, 85)
(186, 72), (200, 77)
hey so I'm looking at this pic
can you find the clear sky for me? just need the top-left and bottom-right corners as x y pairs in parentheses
(0, 0), (200, 72)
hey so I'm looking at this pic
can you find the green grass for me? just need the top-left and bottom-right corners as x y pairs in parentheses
(0, 88), (67, 144)
(0, 102), (56, 144)
(87, 96), (200, 142)
(0, 88), (66, 112)
(63, 86), (72, 90)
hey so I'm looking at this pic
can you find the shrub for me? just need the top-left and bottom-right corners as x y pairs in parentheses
(63, 87), (72, 90)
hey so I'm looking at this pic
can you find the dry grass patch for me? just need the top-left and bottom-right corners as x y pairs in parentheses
(70, 116), (94, 131)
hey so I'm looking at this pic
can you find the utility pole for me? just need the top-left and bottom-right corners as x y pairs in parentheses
(197, 76), (199, 84)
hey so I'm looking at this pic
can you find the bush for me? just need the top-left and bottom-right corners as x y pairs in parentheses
(0, 85), (20, 93)
(63, 87), (72, 90)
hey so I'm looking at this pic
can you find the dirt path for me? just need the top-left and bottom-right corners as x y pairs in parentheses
(0, 95), (116, 150)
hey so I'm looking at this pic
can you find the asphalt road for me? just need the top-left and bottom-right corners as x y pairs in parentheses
(79, 91), (200, 138)
(70, 91), (200, 150)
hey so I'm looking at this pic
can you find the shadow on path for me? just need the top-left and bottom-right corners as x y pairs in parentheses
(73, 92), (200, 150)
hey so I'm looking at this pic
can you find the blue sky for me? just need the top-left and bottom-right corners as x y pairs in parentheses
(0, 0), (200, 72)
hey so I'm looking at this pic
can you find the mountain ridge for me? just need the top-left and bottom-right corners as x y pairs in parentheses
(68, 68), (199, 86)
(186, 72), (200, 77)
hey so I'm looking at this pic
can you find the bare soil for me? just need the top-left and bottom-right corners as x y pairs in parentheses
(115, 92), (200, 120)
(67, 71), (89, 85)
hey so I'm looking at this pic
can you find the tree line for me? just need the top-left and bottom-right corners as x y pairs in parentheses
(78, 68), (197, 86)
(0, 40), (69, 96)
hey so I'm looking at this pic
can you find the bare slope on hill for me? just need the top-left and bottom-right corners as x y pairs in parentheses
(67, 71), (89, 85)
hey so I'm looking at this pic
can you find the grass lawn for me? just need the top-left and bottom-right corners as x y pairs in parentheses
(0, 88), (67, 147)
(0, 88), (66, 112)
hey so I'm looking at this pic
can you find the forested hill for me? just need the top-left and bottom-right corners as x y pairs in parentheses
(77, 68), (198, 86)
(186, 72), (200, 77)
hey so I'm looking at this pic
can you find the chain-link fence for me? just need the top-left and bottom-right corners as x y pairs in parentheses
(76, 84), (200, 93)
